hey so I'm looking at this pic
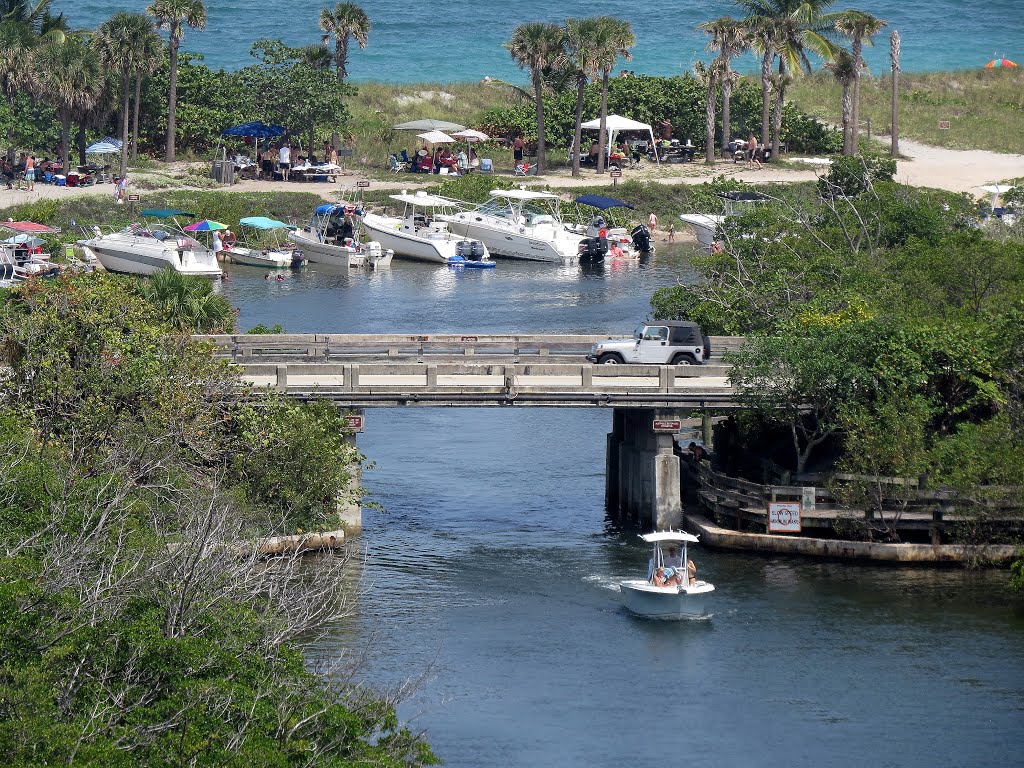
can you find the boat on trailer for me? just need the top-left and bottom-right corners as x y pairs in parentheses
(620, 531), (714, 620)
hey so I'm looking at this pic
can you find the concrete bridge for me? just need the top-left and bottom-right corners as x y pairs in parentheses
(198, 333), (747, 531)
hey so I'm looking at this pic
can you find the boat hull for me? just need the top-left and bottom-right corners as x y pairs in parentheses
(288, 229), (366, 268)
(439, 212), (583, 262)
(360, 214), (464, 264)
(679, 214), (723, 251)
(78, 241), (222, 278)
(620, 580), (714, 619)
(226, 247), (300, 268)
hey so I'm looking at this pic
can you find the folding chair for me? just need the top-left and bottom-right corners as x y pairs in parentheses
(388, 154), (404, 173)
(479, 158), (494, 174)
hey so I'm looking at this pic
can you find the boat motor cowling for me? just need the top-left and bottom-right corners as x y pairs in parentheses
(456, 240), (486, 261)
(578, 236), (609, 261)
(631, 224), (653, 253)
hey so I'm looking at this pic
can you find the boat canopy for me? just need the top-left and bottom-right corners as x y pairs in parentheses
(240, 216), (291, 230)
(0, 221), (59, 234)
(491, 189), (560, 201)
(314, 203), (361, 215)
(141, 209), (195, 219)
(575, 194), (635, 210)
(640, 531), (700, 544)
(717, 191), (772, 203)
(390, 191), (459, 207)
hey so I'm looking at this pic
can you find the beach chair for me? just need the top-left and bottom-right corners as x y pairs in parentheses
(479, 158), (493, 175)
(514, 162), (537, 177)
(388, 154), (404, 173)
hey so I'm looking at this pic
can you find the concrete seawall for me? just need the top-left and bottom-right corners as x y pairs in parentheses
(685, 513), (1018, 565)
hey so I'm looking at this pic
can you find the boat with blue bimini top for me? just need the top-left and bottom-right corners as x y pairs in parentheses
(620, 531), (714, 620)
(289, 203), (393, 269)
(227, 217), (307, 269)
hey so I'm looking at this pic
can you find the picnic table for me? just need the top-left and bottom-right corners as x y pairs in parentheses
(290, 163), (343, 182)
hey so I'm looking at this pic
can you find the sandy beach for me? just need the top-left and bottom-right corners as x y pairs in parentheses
(2, 139), (1022, 212)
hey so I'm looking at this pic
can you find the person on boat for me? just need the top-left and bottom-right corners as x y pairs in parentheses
(664, 546), (683, 569)
(221, 228), (236, 251)
(212, 229), (223, 260)
(653, 566), (682, 587)
(686, 559), (697, 586)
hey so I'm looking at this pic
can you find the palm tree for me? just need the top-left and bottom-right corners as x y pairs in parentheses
(700, 61), (719, 164)
(30, 33), (102, 174)
(506, 22), (566, 175)
(96, 13), (157, 174)
(130, 22), (162, 162)
(138, 268), (235, 334)
(890, 29), (900, 157)
(565, 16), (603, 178)
(834, 10), (886, 154)
(699, 17), (749, 157)
(318, 2), (369, 83)
(592, 17), (634, 174)
(825, 48), (855, 154)
(146, 0), (206, 163)
(738, 0), (839, 160)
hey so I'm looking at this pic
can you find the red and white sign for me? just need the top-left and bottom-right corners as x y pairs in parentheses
(653, 419), (681, 432)
(938, 120), (951, 130)
(345, 415), (364, 432)
(768, 502), (802, 533)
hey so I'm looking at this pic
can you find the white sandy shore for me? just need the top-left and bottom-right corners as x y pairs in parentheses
(1, 139), (1021, 212)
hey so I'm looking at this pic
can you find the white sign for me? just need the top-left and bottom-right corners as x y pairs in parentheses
(768, 502), (802, 533)
(801, 486), (816, 513)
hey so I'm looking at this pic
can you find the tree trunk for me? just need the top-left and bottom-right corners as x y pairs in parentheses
(760, 50), (772, 150)
(120, 72), (130, 175)
(841, 82), (852, 155)
(721, 76), (732, 157)
(131, 71), (142, 162)
(76, 123), (86, 166)
(771, 62), (784, 160)
(332, 37), (344, 149)
(704, 73), (716, 164)
(890, 31), (900, 158)
(571, 75), (586, 178)
(165, 31), (180, 163)
(596, 69), (609, 174)
(532, 68), (546, 175)
(338, 37), (349, 80)
(851, 37), (863, 154)
(59, 111), (71, 177)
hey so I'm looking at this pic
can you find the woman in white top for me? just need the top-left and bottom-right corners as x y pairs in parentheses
(278, 143), (291, 181)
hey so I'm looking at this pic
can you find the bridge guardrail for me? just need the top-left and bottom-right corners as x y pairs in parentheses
(194, 334), (747, 363)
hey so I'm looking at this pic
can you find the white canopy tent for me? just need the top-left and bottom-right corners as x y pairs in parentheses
(580, 115), (660, 163)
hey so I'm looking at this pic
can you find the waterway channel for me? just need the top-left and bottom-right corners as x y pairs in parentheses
(222, 252), (1024, 768)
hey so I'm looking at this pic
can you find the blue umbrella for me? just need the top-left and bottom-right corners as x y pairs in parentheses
(222, 121), (285, 139)
(85, 137), (123, 155)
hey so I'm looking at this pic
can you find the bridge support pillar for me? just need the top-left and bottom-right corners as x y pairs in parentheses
(337, 431), (362, 535)
(606, 408), (684, 530)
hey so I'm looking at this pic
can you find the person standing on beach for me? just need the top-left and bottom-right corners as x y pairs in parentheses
(747, 133), (762, 170)
(648, 211), (658, 234)
(24, 155), (35, 191)
(278, 142), (291, 181)
(512, 135), (525, 166)
(667, 222), (675, 242)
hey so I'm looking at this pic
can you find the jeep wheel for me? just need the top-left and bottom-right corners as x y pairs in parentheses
(671, 352), (698, 365)
(598, 353), (624, 365)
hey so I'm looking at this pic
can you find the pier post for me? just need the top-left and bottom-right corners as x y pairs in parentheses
(337, 410), (364, 534)
(702, 411), (713, 448)
(606, 408), (684, 530)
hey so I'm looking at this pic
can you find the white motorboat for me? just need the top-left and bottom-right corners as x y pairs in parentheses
(77, 209), (221, 278)
(437, 189), (585, 262)
(679, 191), (771, 251)
(288, 203), (393, 269)
(226, 217), (306, 269)
(620, 531), (714, 620)
(360, 191), (489, 264)
(571, 194), (654, 259)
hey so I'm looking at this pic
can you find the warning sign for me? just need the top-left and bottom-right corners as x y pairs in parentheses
(938, 120), (951, 130)
(344, 414), (364, 432)
(768, 502), (802, 533)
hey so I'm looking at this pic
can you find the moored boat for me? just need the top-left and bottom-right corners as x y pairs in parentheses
(288, 203), (393, 269)
(620, 531), (714, 620)
(360, 191), (489, 264)
(226, 217), (306, 269)
(679, 191), (771, 252)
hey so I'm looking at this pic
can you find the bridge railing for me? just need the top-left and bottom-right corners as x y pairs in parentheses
(194, 333), (746, 363)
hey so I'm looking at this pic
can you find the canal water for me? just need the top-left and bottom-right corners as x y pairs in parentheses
(223, 253), (1024, 768)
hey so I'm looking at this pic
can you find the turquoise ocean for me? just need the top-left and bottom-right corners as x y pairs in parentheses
(59, 1), (1024, 82)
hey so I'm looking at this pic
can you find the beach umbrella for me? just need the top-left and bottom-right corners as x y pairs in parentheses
(451, 129), (489, 141)
(416, 130), (455, 144)
(183, 219), (229, 232)
(979, 184), (1015, 207)
(85, 137), (122, 155)
(222, 121), (286, 161)
(984, 58), (1018, 68)
(393, 119), (466, 132)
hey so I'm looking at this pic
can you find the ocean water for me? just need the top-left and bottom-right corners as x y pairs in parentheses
(60, 0), (1024, 82)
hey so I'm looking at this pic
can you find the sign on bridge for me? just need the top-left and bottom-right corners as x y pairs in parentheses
(653, 419), (681, 433)
(345, 414), (364, 432)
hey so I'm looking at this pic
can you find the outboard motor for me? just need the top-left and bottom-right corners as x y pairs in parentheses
(365, 241), (383, 263)
(587, 215), (607, 238)
(577, 236), (608, 261)
(631, 223), (653, 253)
(457, 240), (486, 261)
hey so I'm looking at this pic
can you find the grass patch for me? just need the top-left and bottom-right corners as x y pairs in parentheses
(788, 69), (1024, 154)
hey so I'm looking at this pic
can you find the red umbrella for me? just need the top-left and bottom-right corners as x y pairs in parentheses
(1, 221), (59, 234)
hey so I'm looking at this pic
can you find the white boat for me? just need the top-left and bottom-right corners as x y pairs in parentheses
(437, 189), (585, 262)
(679, 191), (771, 251)
(620, 531), (714, 620)
(0, 245), (28, 288)
(570, 194), (654, 259)
(226, 217), (306, 269)
(360, 191), (489, 264)
(288, 203), (393, 269)
(77, 209), (221, 278)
